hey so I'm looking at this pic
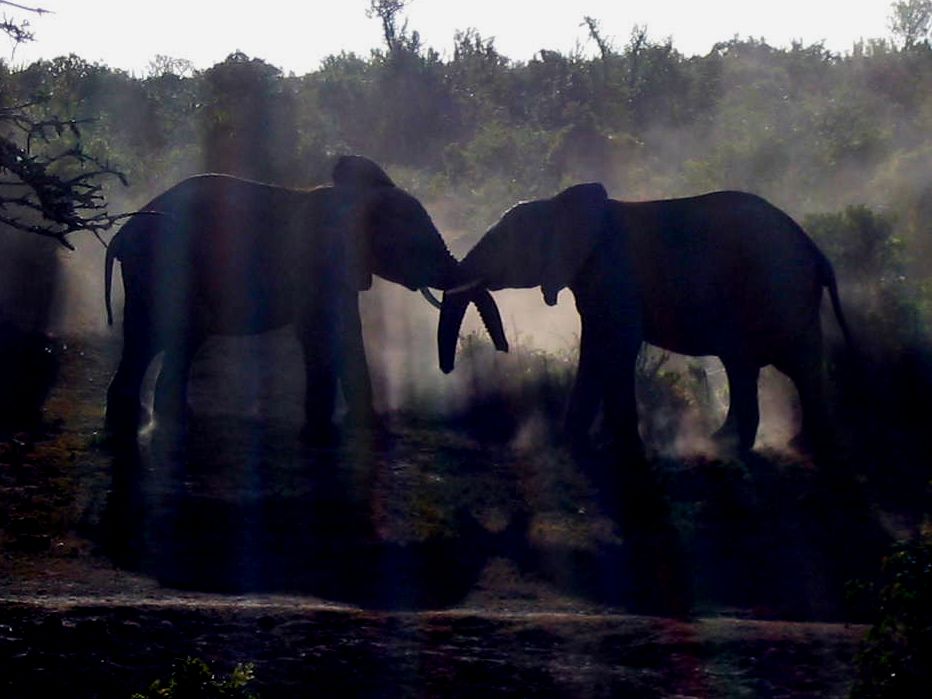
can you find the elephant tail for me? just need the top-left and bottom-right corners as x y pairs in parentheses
(105, 237), (116, 326)
(818, 250), (854, 349)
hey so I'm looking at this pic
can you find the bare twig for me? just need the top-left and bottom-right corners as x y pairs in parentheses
(0, 2), (49, 15)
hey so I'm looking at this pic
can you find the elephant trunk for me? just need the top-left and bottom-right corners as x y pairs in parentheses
(438, 289), (473, 374)
(437, 242), (510, 373)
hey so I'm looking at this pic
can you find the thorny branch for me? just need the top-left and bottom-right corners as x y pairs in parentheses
(0, 1), (49, 47)
(0, 104), (127, 249)
(1, 1), (125, 248)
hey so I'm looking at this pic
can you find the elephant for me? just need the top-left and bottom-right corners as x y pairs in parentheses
(104, 155), (507, 442)
(438, 183), (852, 455)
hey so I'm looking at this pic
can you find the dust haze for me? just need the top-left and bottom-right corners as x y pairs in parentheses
(38, 154), (868, 456)
(4, 16), (930, 458)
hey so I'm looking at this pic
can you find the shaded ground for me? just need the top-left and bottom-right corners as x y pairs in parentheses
(0, 334), (920, 697)
(0, 598), (863, 698)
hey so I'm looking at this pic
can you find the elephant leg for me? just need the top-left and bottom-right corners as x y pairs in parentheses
(773, 330), (827, 454)
(153, 331), (205, 427)
(565, 316), (604, 443)
(715, 357), (761, 453)
(296, 318), (341, 445)
(336, 294), (378, 429)
(579, 311), (642, 454)
(600, 342), (642, 455)
(106, 309), (158, 435)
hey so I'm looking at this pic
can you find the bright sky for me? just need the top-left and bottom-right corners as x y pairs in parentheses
(5, 0), (896, 75)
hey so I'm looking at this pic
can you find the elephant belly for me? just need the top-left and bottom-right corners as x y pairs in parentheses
(642, 292), (814, 362)
(202, 278), (295, 335)
(643, 311), (729, 358)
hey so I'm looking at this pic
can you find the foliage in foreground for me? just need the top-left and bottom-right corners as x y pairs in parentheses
(131, 657), (260, 699)
(850, 531), (932, 698)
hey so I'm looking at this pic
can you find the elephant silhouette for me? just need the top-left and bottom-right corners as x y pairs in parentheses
(439, 183), (851, 455)
(105, 156), (507, 442)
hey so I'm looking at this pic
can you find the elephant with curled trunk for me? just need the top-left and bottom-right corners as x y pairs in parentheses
(105, 156), (506, 442)
(439, 183), (852, 455)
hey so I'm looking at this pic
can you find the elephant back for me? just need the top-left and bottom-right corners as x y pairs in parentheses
(331, 156), (395, 189)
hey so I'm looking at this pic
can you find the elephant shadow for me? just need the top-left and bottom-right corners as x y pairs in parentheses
(539, 446), (890, 621)
(519, 450), (695, 617)
(100, 416), (509, 610)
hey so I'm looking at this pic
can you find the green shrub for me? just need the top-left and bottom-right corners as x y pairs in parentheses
(850, 532), (932, 698)
(132, 657), (259, 699)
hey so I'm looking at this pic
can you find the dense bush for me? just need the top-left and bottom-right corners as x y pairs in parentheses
(851, 533), (932, 698)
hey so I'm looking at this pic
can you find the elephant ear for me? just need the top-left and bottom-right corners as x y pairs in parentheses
(541, 182), (609, 306)
(331, 156), (395, 290)
(332, 155), (396, 189)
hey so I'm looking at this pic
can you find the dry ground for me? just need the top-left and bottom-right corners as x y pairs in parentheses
(0, 333), (907, 697)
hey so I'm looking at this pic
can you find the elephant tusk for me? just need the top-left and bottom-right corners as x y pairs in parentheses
(420, 287), (442, 309)
(445, 279), (483, 295)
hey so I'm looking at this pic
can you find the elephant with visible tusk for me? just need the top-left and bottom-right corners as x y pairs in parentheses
(439, 183), (852, 455)
(105, 155), (507, 442)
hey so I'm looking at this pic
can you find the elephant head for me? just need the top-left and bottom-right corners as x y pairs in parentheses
(329, 155), (454, 294)
(439, 182), (609, 373)
(328, 157), (507, 354)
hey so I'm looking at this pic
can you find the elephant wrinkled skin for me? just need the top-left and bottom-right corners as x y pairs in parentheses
(439, 183), (851, 454)
(105, 156), (506, 441)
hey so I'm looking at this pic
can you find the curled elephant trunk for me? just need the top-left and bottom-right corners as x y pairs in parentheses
(438, 284), (508, 374)
(426, 247), (507, 372)
(439, 290), (472, 374)
(473, 289), (508, 353)
(420, 287), (442, 309)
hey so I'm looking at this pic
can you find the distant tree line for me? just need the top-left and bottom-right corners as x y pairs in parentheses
(0, 0), (930, 324)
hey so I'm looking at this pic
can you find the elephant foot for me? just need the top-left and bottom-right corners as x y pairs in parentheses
(342, 410), (393, 449)
(788, 430), (829, 460)
(346, 422), (393, 451)
(563, 419), (595, 454)
(300, 422), (342, 449)
(104, 404), (143, 442)
(152, 402), (194, 433)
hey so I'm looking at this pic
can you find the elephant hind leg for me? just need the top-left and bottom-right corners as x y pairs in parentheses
(714, 358), (761, 454)
(153, 332), (206, 428)
(772, 333), (828, 455)
(106, 318), (159, 435)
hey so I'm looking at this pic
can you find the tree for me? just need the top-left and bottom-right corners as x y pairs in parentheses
(0, 1), (125, 248)
(582, 16), (614, 61)
(367, 0), (411, 53)
(889, 0), (932, 49)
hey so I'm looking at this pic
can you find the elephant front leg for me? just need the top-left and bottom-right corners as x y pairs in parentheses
(600, 343), (643, 457)
(336, 294), (379, 431)
(296, 323), (341, 446)
(565, 317), (604, 446)
(571, 312), (643, 456)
